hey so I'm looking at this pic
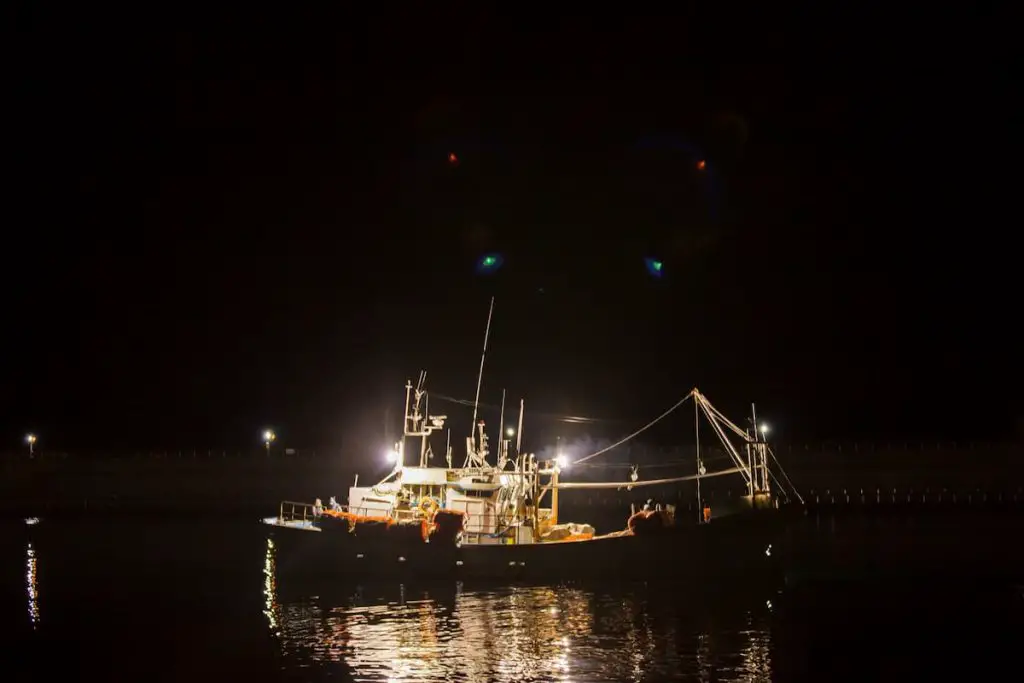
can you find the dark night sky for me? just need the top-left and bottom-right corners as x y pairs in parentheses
(3, 7), (1018, 455)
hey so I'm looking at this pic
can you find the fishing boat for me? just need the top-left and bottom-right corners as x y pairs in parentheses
(263, 301), (802, 581)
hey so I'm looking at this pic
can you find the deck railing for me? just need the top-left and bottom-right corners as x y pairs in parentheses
(277, 500), (397, 523)
(276, 499), (515, 539)
(278, 500), (315, 523)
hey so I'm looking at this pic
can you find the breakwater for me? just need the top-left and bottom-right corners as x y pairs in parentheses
(2, 441), (1021, 520)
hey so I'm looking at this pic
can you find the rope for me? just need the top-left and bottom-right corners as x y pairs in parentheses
(767, 446), (805, 503)
(573, 392), (694, 465)
(431, 393), (615, 425)
(555, 466), (744, 489)
(700, 396), (753, 441)
(572, 452), (733, 470)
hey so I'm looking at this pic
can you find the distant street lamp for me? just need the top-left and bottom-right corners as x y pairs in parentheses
(26, 434), (37, 458)
(759, 423), (770, 438)
(263, 429), (276, 456)
(505, 427), (515, 438)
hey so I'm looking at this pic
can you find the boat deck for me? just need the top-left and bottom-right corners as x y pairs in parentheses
(263, 516), (320, 532)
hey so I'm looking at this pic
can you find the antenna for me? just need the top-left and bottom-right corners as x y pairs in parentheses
(498, 388), (507, 465)
(470, 297), (495, 444)
(516, 398), (524, 455)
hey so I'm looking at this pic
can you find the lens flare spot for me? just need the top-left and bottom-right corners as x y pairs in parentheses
(644, 257), (665, 278)
(476, 253), (504, 274)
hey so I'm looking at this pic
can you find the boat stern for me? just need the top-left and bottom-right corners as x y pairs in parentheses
(262, 516), (321, 532)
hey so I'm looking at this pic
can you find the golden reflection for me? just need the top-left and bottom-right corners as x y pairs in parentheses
(692, 617), (773, 683)
(263, 537), (280, 635)
(454, 586), (593, 681)
(737, 613), (772, 679)
(612, 593), (656, 682)
(262, 540), (773, 681)
(26, 542), (40, 628)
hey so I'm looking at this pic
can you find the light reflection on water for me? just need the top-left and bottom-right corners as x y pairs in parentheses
(26, 541), (40, 628)
(263, 539), (772, 682)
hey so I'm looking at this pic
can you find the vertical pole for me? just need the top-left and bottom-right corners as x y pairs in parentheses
(552, 465), (559, 525)
(516, 399), (524, 455)
(498, 388), (506, 464)
(749, 441), (755, 495)
(403, 381), (412, 436)
(531, 455), (539, 532)
(477, 421), (487, 466)
(470, 297), (495, 446)
(694, 397), (702, 522)
(750, 402), (760, 493)
(761, 444), (771, 496)
(445, 428), (452, 468)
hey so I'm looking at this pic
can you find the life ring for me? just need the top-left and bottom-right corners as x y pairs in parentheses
(419, 497), (439, 517)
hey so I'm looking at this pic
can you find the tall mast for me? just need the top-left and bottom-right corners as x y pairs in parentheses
(470, 296), (495, 447)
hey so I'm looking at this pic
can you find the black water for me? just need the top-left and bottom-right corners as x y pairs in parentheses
(2, 516), (1022, 681)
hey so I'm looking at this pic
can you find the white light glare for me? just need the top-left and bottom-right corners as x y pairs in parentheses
(759, 423), (770, 436)
(555, 454), (568, 469)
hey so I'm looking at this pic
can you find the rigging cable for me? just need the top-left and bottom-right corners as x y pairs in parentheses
(431, 393), (613, 425)
(555, 466), (744, 490)
(573, 391), (694, 465)
(571, 453), (733, 469)
(766, 447), (805, 503)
